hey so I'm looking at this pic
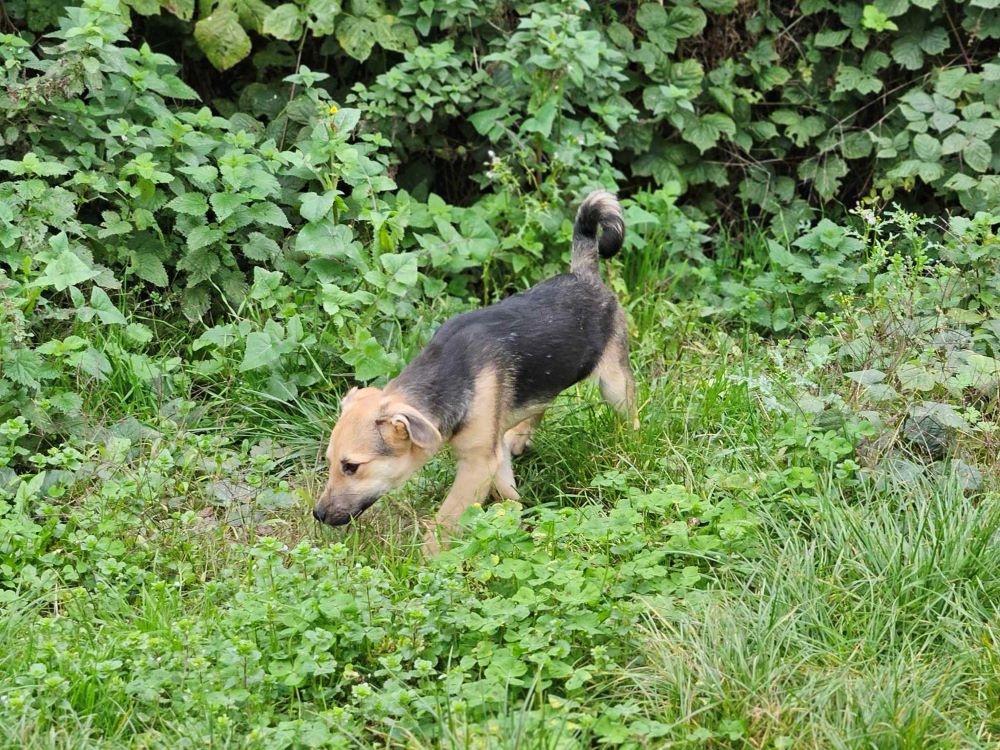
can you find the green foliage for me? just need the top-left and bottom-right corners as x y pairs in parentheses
(11, 0), (997, 224)
(3, 1), (1000, 746)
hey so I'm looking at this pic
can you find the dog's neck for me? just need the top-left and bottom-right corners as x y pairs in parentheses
(384, 369), (467, 442)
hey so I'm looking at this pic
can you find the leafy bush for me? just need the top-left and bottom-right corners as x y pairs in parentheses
(15, 0), (998, 218)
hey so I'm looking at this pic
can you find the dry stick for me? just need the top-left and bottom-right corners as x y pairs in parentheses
(279, 30), (310, 152)
(0, 0), (17, 33)
(943, 3), (974, 71)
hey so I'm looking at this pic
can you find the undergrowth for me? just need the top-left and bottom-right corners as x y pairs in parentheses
(3, 1), (1000, 748)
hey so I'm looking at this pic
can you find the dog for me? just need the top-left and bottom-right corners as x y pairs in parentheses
(312, 191), (637, 553)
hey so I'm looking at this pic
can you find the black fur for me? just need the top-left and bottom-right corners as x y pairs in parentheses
(394, 273), (618, 437)
(572, 190), (625, 269)
(391, 191), (625, 439)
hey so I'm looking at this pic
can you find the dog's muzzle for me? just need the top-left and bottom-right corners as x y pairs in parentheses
(312, 495), (379, 526)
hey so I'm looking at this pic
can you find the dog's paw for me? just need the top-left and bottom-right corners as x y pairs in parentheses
(422, 527), (442, 557)
(506, 433), (533, 457)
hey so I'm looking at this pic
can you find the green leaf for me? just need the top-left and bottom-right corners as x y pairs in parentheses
(181, 285), (212, 321)
(163, 0), (195, 19)
(964, 138), (992, 172)
(167, 192), (210, 216)
(130, 251), (168, 287)
(262, 3), (304, 41)
(234, 0), (272, 31)
(943, 172), (979, 191)
(305, 0), (341, 35)
(240, 331), (281, 371)
(669, 5), (706, 38)
(194, 8), (252, 71)
(919, 25), (949, 55)
(125, 323), (154, 345)
(683, 113), (734, 154)
(380, 252), (419, 288)
(373, 15), (417, 52)
(187, 225), (225, 251)
(891, 36), (923, 70)
(34, 247), (99, 291)
(89, 287), (127, 325)
(913, 133), (941, 161)
(522, 97), (558, 137)
(842, 131), (873, 159)
(210, 192), (250, 221)
(862, 4), (898, 31)
(468, 106), (510, 136)
(341, 329), (397, 381)
(3, 347), (43, 390)
(897, 363), (936, 391)
(847, 369), (886, 385)
(699, 0), (737, 10)
(194, 324), (239, 351)
(800, 155), (848, 199)
(815, 29), (850, 47)
(178, 247), (221, 285)
(635, 3), (667, 31)
(836, 65), (882, 95)
(248, 202), (290, 228)
(917, 160), (944, 182)
(337, 15), (377, 61)
(296, 219), (358, 259)
(0, 152), (69, 177)
(875, 0), (909, 14)
(300, 192), (336, 223)
(243, 232), (281, 261)
(779, 114), (826, 147)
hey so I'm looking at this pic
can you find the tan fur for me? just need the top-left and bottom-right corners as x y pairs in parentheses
(504, 411), (545, 456)
(315, 387), (439, 522)
(590, 327), (639, 429)
(314, 205), (637, 555)
(424, 368), (505, 554)
(316, 314), (638, 555)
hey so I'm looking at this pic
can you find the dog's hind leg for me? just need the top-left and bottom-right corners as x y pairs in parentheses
(593, 330), (639, 429)
(504, 411), (545, 457)
(493, 441), (520, 501)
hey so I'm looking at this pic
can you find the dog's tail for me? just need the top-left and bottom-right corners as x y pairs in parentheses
(570, 190), (624, 277)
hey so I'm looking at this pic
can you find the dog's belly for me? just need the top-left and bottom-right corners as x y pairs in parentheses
(504, 402), (548, 430)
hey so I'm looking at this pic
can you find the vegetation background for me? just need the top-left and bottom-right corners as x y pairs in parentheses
(1, 0), (1000, 747)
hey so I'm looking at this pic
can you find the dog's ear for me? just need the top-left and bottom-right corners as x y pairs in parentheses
(341, 386), (359, 408)
(378, 407), (441, 451)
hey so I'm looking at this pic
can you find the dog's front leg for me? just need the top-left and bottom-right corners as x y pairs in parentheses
(423, 447), (500, 556)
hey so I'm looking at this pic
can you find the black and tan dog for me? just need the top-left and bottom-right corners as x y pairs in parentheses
(312, 191), (637, 553)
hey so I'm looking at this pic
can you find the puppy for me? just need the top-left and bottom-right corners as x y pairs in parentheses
(312, 191), (637, 553)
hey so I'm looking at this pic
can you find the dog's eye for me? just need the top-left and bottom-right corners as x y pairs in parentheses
(341, 461), (359, 476)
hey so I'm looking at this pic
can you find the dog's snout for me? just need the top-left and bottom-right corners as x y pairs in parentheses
(311, 500), (352, 527)
(312, 494), (379, 527)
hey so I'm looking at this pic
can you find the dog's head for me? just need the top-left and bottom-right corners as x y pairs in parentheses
(313, 387), (442, 526)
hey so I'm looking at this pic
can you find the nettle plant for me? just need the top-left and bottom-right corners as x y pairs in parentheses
(0, 0), (522, 434)
(10, 0), (999, 228)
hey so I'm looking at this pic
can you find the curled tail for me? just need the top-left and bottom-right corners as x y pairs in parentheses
(571, 190), (624, 277)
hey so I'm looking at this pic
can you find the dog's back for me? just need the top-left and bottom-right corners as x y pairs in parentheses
(394, 192), (627, 429)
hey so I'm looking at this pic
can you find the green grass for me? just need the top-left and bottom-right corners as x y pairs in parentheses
(627, 483), (1000, 748)
(2, 283), (998, 749)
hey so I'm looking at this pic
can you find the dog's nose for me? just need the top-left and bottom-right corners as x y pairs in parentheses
(312, 507), (323, 522)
